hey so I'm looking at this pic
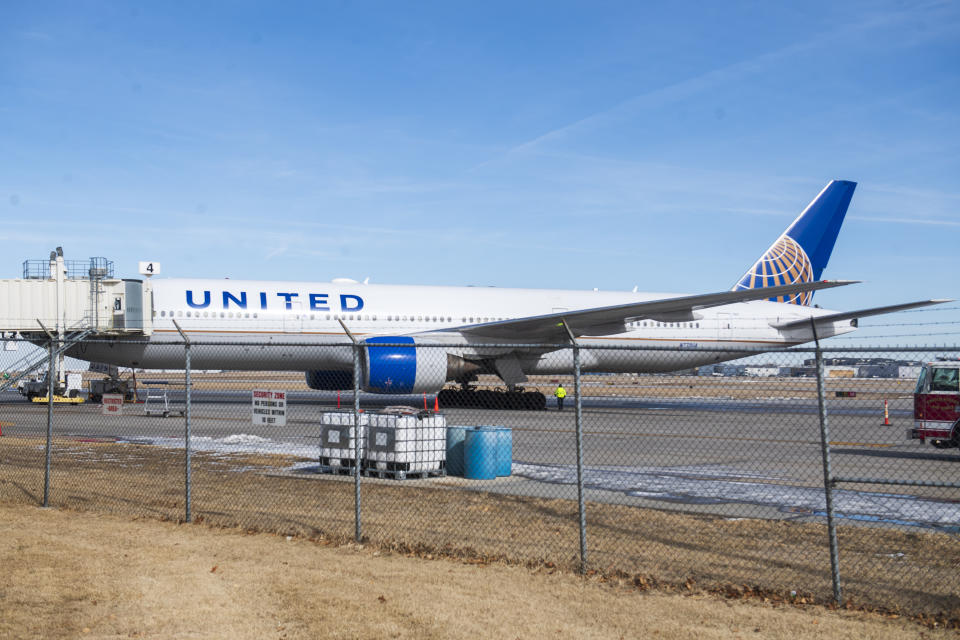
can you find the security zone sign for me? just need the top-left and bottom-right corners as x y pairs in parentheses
(101, 394), (124, 415)
(252, 389), (286, 426)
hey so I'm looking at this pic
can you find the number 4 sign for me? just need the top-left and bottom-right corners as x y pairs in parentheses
(138, 262), (161, 276)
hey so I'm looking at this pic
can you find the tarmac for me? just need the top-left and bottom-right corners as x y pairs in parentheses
(1, 387), (957, 529)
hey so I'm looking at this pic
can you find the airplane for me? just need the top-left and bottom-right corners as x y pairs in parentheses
(69, 180), (948, 395)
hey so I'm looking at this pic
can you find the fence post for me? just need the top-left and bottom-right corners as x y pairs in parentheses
(352, 341), (363, 542)
(562, 320), (588, 573)
(173, 321), (192, 523)
(812, 320), (842, 606)
(43, 338), (55, 507)
(336, 320), (364, 543)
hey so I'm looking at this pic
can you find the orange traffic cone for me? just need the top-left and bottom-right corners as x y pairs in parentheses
(883, 399), (890, 426)
(434, 395), (440, 412)
(423, 393), (428, 410)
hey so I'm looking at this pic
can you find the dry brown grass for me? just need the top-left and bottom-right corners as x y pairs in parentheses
(0, 504), (953, 640)
(1, 436), (958, 626)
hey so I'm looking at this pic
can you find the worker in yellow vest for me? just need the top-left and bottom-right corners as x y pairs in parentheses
(554, 384), (567, 411)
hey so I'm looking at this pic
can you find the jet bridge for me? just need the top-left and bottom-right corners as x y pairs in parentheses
(0, 250), (153, 337)
(0, 249), (153, 394)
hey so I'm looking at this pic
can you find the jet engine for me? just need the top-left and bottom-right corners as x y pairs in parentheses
(304, 370), (354, 390)
(304, 338), (482, 394)
(363, 337), (448, 394)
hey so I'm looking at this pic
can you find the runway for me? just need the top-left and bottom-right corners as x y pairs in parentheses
(1, 388), (957, 531)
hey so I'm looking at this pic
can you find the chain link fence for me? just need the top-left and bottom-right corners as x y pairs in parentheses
(1, 338), (957, 620)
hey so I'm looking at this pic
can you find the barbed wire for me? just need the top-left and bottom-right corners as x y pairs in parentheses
(892, 305), (960, 313)
(831, 330), (960, 340)
(860, 320), (960, 328)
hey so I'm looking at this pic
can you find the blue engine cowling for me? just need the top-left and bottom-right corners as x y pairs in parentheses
(304, 370), (354, 390)
(362, 337), (448, 394)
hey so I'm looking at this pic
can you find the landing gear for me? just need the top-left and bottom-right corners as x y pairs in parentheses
(437, 387), (546, 410)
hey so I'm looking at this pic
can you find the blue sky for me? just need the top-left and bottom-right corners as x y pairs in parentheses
(1, 1), (958, 345)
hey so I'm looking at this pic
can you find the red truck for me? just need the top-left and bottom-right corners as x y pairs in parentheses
(910, 360), (960, 449)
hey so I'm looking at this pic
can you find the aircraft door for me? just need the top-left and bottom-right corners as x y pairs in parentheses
(717, 313), (734, 342)
(112, 291), (125, 329)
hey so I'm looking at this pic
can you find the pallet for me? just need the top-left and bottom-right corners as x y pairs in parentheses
(317, 455), (358, 475)
(362, 462), (446, 481)
(316, 464), (358, 476)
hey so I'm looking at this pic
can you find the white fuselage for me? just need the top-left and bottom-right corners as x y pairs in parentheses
(68, 278), (855, 376)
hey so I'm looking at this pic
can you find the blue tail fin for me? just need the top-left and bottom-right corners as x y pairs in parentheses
(732, 180), (856, 306)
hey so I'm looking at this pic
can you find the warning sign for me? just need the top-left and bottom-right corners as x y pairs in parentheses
(101, 394), (124, 415)
(252, 389), (286, 426)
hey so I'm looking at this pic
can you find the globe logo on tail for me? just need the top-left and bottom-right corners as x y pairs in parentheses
(734, 235), (813, 305)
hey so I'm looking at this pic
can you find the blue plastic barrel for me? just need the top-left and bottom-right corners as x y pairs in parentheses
(495, 427), (512, 477)
(464, 427), (498, 480)
(446, 426), (472, 477)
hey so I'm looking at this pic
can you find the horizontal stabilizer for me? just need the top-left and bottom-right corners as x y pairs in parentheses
(451, 280), (857, 342)
(771, 299), (953, 331)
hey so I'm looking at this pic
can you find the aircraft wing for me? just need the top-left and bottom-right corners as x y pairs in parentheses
(447, 280), (857, 342)
(770, 299), (953, 331)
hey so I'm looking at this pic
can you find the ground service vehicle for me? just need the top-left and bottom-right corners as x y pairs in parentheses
(910, 360), (960, 449)
(17, 372), (82, 399)
(87, 377), (137, 403)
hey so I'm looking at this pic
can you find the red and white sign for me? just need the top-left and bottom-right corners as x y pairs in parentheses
(101, 394), (124, 415)
(252, 389), (286, 426)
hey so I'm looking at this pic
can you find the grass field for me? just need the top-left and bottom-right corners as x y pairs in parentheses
(1, 435), (957, 625)
(0, 503), (953, 639)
